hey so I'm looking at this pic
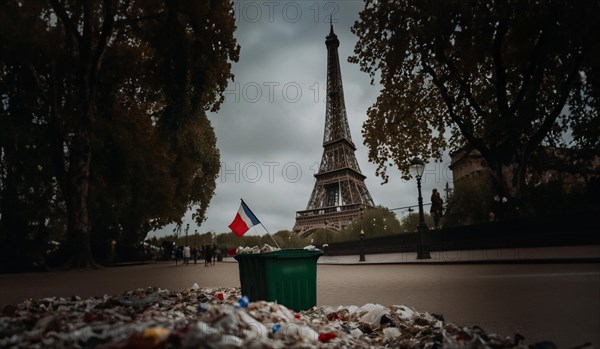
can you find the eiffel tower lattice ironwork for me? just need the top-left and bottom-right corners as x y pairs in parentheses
(293, 22), (374, 236)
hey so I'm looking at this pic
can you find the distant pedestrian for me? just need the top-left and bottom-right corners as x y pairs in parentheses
(183, 245), (191, 265)
(175, 245), (183, 265)
(204, 244), (212, 267)
(212, 244), (217, 265)
(192, 247), (198, 264)
(430, 188), (444, 229)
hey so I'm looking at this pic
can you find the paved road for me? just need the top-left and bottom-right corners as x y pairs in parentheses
(1, 262), (598, 347)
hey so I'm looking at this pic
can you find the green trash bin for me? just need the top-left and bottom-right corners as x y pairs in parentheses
(234, 248), (323, 311)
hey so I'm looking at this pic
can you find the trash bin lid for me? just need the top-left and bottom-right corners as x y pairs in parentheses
(234, 248), (322, 260)
(262, 248), (323, 259)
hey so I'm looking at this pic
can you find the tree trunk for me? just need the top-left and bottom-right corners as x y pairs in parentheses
(64, 58), (97, 268)
(487, 157), (528, 221)
(65, 134), (96, 268)
(0, 140), (29, 271)
(47, 0), (112, 269)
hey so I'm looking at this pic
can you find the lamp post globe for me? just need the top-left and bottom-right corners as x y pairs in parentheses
(410, 156), (425, 177)
(410, 156), (431, 259)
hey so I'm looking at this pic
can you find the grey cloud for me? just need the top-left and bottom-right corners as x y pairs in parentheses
(149, 1), (453, 238)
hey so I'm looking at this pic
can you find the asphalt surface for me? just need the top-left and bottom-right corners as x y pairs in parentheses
(1, 260), (598, 347)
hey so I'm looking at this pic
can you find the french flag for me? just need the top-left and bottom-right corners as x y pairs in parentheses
(228, 199), (261, 237)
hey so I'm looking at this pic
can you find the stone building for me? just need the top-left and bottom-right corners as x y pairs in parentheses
(449, 147), (599, 190)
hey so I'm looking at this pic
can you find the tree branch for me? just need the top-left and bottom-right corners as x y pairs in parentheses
(492, 17), (510, 119)
(509, 28), (547, 115)
(439, 52), (488, 121)
(48, 0), (83, 47)
(115, 11), (165, 42)
(526, 51), (583, 153)
(117, 2), (164, 28)
(82, 0), (92, 50)
(421, 57), (490, 158)
(91, 0), (115, 77)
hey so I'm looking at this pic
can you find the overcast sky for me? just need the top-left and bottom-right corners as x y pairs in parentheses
(151, 1), (453, 238)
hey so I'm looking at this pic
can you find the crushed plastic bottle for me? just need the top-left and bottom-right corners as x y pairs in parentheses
(197, 304), (209, 313)
(235, 295), (249, 309)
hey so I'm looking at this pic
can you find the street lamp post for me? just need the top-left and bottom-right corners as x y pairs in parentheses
(174, 225), (181, 265)
(194, 229), (198, 264)
(185, 223), (189, 246)
(359, 230), (366, 262)
(410, 156), (431, 259)
(359, 207), (366, 262)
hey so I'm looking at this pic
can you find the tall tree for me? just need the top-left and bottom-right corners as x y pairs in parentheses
(0, 1), (67, 270)
(351, 0), (599, 215)
(0, 0), (239, 267)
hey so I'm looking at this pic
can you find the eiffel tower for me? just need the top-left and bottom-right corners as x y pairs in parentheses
(293, 22), (374, 236)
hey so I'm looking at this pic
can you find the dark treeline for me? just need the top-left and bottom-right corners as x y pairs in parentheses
(0, 1), (239, 272)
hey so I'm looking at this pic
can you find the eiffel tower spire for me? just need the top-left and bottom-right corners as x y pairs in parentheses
(294, 23), (374, 235)
(323, 16), (353, 147)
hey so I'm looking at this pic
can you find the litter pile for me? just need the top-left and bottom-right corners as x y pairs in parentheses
(235, 244), (280, 254)
(1, 286), (545, 348)
(235, 245), (320, 255)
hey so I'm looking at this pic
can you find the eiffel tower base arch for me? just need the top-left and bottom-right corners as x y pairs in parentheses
(293, 204), (367, 237)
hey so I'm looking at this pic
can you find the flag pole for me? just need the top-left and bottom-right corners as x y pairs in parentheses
(241, 199), (281, 249)
(259, 223), (281, 249)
